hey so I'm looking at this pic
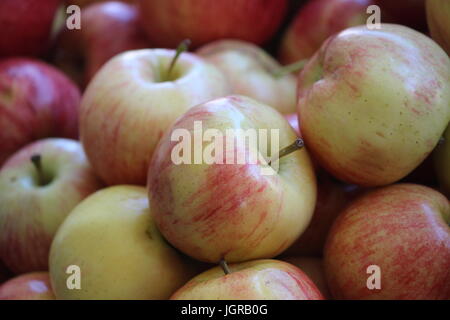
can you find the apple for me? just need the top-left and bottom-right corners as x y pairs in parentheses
(279, 0), (375, 65)
(65, 0), (134, 7)
(324, 183), (450, 300)
(282, 172), (363, 257)
(148, 95), (317, 263)
(297, 24), (450, 187)
(426, 0), (450, 55)
(50, 185), (199, 299)
(0, 272), (55, 300)
(0, 138), (103, 274)
(54, 1), (150, 87)
(80, 48), (231, 185)
(0, 0), (61, 57)
(0, 58), (81, 166)
(171, 259), (324, 300)
(375, 0), (427, 31)
(282, 257), (330, 298)
(197, 40), (297, 114)
(138, 0), (288, 48)
(434, 126), (450, 197)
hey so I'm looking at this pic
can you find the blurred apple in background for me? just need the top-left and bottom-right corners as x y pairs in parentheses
(171, 259), (324, 300)
(54, 1), (150, 87)
(80, 48), (230, 185)
(325, 184), (450, 299)
(65, 0), (134, 7)
(0, 58), (81, 166)
(0, 0), (61, 57)
(426, 0), (450, 55)
(298, 24), (450, 187)
(0, 138), (103, 274)
(282, 172), (362, 257)
(434, 126), (450, 197)
(50, 186), (198, 299)
(197, 40), (297, 114)
(282, 256), (330, 298)
(148, 95), (316, 263)
(375, 0), (427, 31)
(0, 272), (55, 300)
(279, 0), (374, 65)
(138, 0), (288, 48)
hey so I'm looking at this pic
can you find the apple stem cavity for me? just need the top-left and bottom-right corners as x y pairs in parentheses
(273, 59), (308, 78)
(220, 259), (231, 275)
(31, 154), (51, 186)
(268, 138), (304, 166)
(167, 39), (191, 80)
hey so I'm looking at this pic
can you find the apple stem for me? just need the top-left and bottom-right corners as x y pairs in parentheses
(167, 39), (191, 79)
(31, 154), (44, 186)
(273, 59), (308, 78)
(220, 259), (231, 275)
(268, 138), (304, 166)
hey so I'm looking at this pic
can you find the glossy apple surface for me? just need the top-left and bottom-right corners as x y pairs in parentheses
(297, 24), (450, 187)
(171, 259), (324, 300)
(324, 183), (450, 299)
(80, 48), (231, 185)
(279, 0), (374, 64)
(148, 95), (317, 263)
(0, 58), (81, 166)
(138, 0), (288, 48)
(0, 0), (61, 57)
(0, 272), (55, 300)
(50, 185), (199, 299)
(0, 138), (103, 274)
(197, 40), (297, 114)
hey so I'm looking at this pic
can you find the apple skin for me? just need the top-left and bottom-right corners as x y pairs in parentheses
(282, 172), (363, 257)
(50, 185), (199, 300)
(65, 0), (134, 7)
(279, 0), (374, 65)
(324, 183), (450, 300)
(284, 113), (301, 137)
(80, 49), (231, 186)
(0, 58), (81, 166)
(148, 95), (317, 264)
(138, 0), (288, 48)
(375, 0), (427, 31)
(426, 0), (450, 55)
(0, 0), (61, 57)
(0, 138), (103, 274)
(197, 40), (297, 114)
(434, 126), (450, 197)
(0, 272), (55, 300)
(282, 257), (330, 299)
(297, 24), (450, 187)
(54, 1), (150, 87)
(171, 259), (324, 300)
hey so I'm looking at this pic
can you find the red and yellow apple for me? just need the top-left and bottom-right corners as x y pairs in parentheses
(324, 183), (450, 299)
(171, 259), (324, 300)
(297, 24), (450, 187)
(434, 126), (450, 197)
(0, 138), (103, 274)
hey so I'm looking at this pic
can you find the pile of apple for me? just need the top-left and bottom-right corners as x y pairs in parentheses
(0, 0), (449, 300)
